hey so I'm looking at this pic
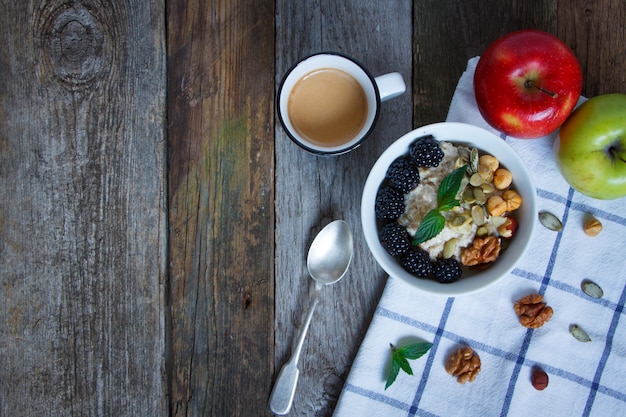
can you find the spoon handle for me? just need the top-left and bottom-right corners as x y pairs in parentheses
(269, 288), (321, 415)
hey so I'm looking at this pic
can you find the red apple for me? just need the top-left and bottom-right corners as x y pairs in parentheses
(474, 30), (583, 139)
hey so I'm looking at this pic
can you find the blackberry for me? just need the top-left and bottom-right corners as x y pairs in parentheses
(386, 157), (420, 193)
(409, 135), (444, 168)
(379, 223), (410, 257)
(432, 258), (463, 283)
(401, 247), (433, 278)
(375, 187), (405, 220)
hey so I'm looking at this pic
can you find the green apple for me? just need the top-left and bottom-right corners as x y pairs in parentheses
(555, 94), (626, 199)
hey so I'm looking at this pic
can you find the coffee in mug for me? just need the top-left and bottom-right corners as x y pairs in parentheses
(278, 52), (405, 155)
(288, 67), (368, 147)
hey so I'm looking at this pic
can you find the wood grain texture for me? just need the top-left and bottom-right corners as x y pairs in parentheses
(413, 0), (557, 127)
(0, 1), (167, 416)
(166, 1), (275, 416)
(3, 1), (626, 416)
(557, 0), (626, 96)
(274, 2), (413, 416)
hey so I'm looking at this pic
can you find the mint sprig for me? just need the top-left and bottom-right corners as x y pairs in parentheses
(385, 341), (433, 389)
(412, 164), (468, 245)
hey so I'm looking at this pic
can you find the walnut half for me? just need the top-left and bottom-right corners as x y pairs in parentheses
(460, 235), (501, 266)
(445, 345), (481, 383)
(514, 293), (553, 328)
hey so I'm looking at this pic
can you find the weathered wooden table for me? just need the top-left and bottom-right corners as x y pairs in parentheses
(2, 1), (624, 416)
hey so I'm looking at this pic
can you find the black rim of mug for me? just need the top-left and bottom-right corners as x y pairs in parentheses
(276, 51), (382, 156)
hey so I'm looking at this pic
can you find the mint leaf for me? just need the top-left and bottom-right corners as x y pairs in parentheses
(412, 165), (467, 246)
(437, 194), (461, 212)
(437, 164), (468, 209)
(412, 209), (445, 245)
(385, 350), (400, 389)
(393, 349), (413, 375)
(385, 341), (433, 390)
(398, 342), (433, 360)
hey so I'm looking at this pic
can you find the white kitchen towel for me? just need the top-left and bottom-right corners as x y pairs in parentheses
(333, 57), (626, 417)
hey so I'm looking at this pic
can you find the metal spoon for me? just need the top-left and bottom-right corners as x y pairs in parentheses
(269, 220), (353, 415)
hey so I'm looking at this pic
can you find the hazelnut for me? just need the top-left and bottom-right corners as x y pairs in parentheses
(479, 155), (499, 172)
(503, 190), (522, 212)
(583, 217), (602, 237)
(493, 168), (512, 190)
(532, 368), (549, 390)
(487, 195), (507, 217)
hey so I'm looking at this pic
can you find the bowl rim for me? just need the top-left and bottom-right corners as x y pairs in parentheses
(361, 122), (538, 296)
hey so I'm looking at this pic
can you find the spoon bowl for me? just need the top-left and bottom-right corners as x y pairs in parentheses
(269, 220), (353, 415)
(307, 220), (353, 285)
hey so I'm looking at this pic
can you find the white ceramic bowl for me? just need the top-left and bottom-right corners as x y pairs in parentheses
(361, 122), (537, 296)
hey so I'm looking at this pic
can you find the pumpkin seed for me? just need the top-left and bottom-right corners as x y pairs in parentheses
(470, 148), (479, 173)
(471, 205), (485, 226)
(451, 214), (469, 227)
(570, 324), (591, 342)
(457, 146), (471, 163)
(539, 211), (563, 231)
(481, 182), (495, 194)
(476, 226), (489, 237)
(581, 279), (604, 299)
(478, 164), (493, 181)
(462, 187), (476, 204)
(491, 216), (507, 228)
(473, 187), (487, 204)
(470, 172), (485, 187)
(443, 238), (458, 259)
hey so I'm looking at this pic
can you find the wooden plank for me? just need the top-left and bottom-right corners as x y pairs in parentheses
(166, 0), (275, 415)
(557, 0), (626, 96)
(274, 1), (413, 415)
(413, 0), (557, 127)
(0, 1), (167, 415)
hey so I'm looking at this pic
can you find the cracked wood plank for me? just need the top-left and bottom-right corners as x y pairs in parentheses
(166, 1), (275, 416)
(0, 1), (167, 415)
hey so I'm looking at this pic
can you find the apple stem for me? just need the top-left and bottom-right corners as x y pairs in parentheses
(609, 144), (626, 164)
(525, 80), (559, 98)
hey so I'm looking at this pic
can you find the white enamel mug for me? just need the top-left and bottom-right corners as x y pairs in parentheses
(277, 52), (406, 155)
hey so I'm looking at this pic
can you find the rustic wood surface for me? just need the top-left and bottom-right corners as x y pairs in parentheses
(0, 0), (167, 415)
(1, 0), (625, 416)
(166, 0), (275, 416)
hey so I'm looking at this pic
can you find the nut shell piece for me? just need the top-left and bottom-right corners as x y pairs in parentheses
(460, 235), (501, 266)
(445, 345), (481, 383)
(514, 293), (553, 328)
(583, 217), (602, 237)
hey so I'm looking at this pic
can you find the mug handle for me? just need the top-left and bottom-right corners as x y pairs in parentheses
(374, 72), (406, 102)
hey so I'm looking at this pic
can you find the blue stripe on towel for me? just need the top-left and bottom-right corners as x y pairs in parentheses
(342, 181), (626, 416)
(584, 282), (626, 413)
(344, 383), (413, 412)
(500, 186), (575, 416)
(375, 305), (626, 405)
(408, 297), (455, 417)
